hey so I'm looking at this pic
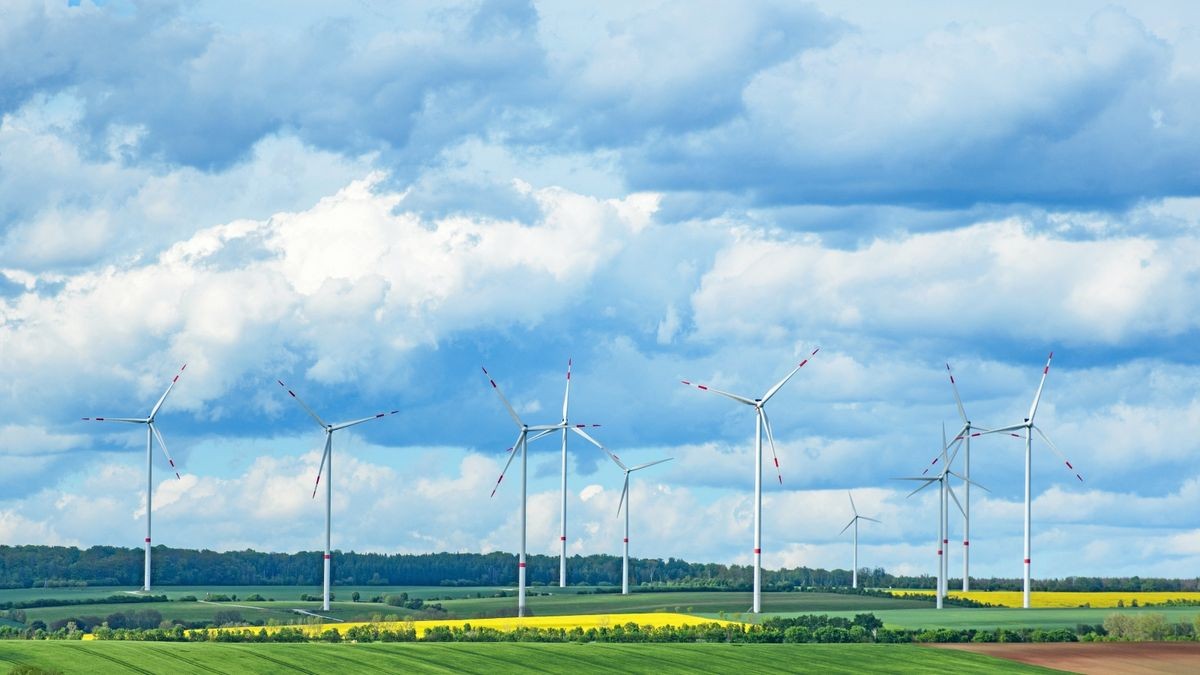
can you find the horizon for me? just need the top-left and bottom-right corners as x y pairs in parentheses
(2, 0), (1199, 583)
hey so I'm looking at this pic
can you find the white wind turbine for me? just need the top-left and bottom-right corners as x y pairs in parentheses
(573, 428), (672, 595)
(943, 362), (998, 592)
(557, 359), (572, 588)
(978, 352), (1084, 609)
(681, 347), (819, 614)
(83, 363), (187, 592)
(839, 492), (880, 590)
(482, 365), (598, 617)
(277, 379), (399, 612)
(896, 425), (986, 609)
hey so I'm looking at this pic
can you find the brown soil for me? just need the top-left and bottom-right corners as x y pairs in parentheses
(932, 642), (1200, 674)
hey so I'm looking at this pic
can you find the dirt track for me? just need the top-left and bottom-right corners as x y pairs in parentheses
(933, 642), (1200, 674)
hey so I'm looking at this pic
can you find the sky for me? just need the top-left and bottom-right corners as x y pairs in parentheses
(2, 0), (1199, 582)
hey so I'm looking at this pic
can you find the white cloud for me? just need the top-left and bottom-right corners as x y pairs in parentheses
(688, 218), (1200, 346)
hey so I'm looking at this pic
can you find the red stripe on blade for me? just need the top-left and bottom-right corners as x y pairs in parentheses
(754, 548), (761, 554)
(145, 538), (151, 543)
(560, 536), (566, 541)
(1024, 558), (1031, 564)
(518, 563), (526, 568)
(324, 554), (331, 559)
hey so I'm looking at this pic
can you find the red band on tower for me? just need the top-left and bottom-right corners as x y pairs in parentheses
(754, 548), (761, 554)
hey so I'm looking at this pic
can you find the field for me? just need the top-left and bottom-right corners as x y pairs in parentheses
(755, 606), (1200, 630)
(9, 587), (934, 626)
(183, 612), (735, 639)
(891, 589), (1200, 608)
(0, 641), (1054, 673)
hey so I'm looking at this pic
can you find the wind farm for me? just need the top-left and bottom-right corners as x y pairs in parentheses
(4, 0), (1200, 672)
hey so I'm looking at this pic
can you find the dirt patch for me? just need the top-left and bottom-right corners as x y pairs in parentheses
(932, 642), (1200, 674)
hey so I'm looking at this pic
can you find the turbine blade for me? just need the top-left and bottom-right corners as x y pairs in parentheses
(617, 474), (630, 517)
(528, 428), (557, 443)
(481, 366), (523, 427)
(149, 364), (187, 421)
(947, 470), (991, 492)
(330, 409), (400, 431)
(945, 362), (968, 425)
(761, 347), (820, 403)
(839, 517), (856, 535)
(1033, 425), (1084, 482)
(848, 491), (858, 516)
(150, 423), (182, 480)
(679, 380), (756, 406)
(1027, 351), (1054, 423)
(82, 417), (146, 423)
(760, 408), (783, 485)
(946, 481), (966, 517)
(570, 426), (626, 471)
(562, 358), (572, 422)
(629, 457), (673, 472)
(905, 479), (938, 498)
(490, 431), (525, 498)
(311, 435), (331, 499)
(978, 423), (1027, 437)
(860, 516), (882, 524)
(277, 380), (327, 428)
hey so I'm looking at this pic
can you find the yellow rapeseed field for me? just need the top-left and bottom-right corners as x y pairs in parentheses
(891, 589), (1200, 608)
(190, 612), (737, 638)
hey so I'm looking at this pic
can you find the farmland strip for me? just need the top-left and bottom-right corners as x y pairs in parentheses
(238, 647), (317, 674)
(145, 645), (227, 674)
(442, 643), (556, 673)
(72, 645), (156, 675)
(358, 644), (458, 673)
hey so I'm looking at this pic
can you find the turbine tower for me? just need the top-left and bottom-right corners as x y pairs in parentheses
(558, 359), (572, 588)
(277, 379), (399, 611)
(839, 492), (880, 589)
(681, 347), (818, 613)
(483, 365), (597, 617)
(896, 425), (986, 609)
(979, 352), (1084, 609)
(83, 363), (187, 592)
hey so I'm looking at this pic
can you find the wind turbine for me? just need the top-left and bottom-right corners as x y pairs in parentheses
(277, 379), (399, 612)
(83, 363), (187, 592)
(896, 425), (986, 609)
(839, 492), (880, 589)
(681, 347), (819, 614)
(558, 359), (572, 588)
(944, 362), (996, 593)
(574, 429), (672, 595)
(979, 352), (1084, 609)
(483, 365), (598, 617)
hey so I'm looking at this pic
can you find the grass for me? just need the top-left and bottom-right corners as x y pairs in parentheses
(0, 641), (1056, 673)
(14, 589), (934, 626)
(748, 606), (1200, 630)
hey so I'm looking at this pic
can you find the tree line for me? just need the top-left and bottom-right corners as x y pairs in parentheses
(2, 545), (1197, 592)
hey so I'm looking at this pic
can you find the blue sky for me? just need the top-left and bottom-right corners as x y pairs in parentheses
(2, 0), (1200, 581)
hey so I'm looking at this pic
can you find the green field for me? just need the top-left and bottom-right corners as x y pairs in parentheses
(10, 588), (934, 626)
(0, 641), (1053, 673)
(755, 606), (1200, 630)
